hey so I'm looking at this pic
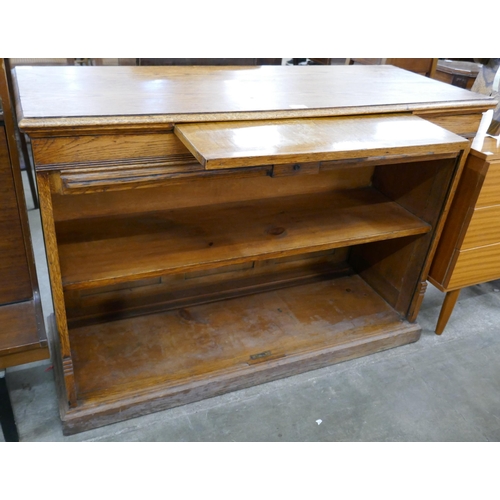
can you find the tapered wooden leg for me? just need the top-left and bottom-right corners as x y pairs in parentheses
(435, 289), (461, 335)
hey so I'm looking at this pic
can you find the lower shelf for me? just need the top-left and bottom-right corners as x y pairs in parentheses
(0, 298), (49, 369)
(58, 274), (421, 434)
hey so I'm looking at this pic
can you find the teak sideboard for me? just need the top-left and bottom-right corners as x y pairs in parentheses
(12, 65), (496, 434)
(429, 134), (500, 334)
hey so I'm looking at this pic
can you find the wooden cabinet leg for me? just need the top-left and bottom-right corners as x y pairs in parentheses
(0, 370), (19, 442)
(435, 289), (461, 335)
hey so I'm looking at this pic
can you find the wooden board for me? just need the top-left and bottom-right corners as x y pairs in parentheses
(174, 115), (467, 170)
(13, 65), (496, 133)
(55, 188), (430, 290)
(60, 275), (421, 433)
(0, 299), (47, 366)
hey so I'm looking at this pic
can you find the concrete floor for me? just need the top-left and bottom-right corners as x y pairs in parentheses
(3, 173), (500, 442)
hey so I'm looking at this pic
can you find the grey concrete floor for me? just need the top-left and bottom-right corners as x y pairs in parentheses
(3, 173), (500, 442)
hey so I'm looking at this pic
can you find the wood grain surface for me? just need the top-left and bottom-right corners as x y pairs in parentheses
(476, 161), (500, 207)
(68, 275), (421, 404)
(175, 115), (467, 169)
(461, 205), (500, 249)
(0, 300), (44, 356)
(56, 188), (430, 290)
(0, 126), (32, 303)
(14, 63), (474, 432)
(13, 65), (496, 133)
(448, 243), (500, 289)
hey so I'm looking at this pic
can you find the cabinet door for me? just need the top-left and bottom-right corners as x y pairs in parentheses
(0, 125), (32, 304)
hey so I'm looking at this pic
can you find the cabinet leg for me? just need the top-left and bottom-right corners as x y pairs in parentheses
(0, 370), (19, 442)
(435, 289), (461, 335)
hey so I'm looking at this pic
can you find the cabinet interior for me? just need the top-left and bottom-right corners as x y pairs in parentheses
(46, 155), (457, 406)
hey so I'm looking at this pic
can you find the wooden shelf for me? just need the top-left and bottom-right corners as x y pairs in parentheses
(62, 274), (420, 430)
(56, 188), (430, 290)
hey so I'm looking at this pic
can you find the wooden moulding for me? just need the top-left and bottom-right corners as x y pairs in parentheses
(53, 154), (460, 196)
(58, 275), (421, 434)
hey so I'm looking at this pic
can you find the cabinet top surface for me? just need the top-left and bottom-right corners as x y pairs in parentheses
(13, 65), (497, 130)
(471, 136), (500, 160)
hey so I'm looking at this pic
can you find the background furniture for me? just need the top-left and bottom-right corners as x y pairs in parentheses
(429, 133), (500, 334)
(434, 60), (482, 89)
(13, 65), (495, 434)
(347, 58), (438, 78)
(5, 59), (77, 209)
(136, 58), (282, 66)
(428, 62), (500, 333)
(0, 58), (49, 441)
(471, 59), (500, 137)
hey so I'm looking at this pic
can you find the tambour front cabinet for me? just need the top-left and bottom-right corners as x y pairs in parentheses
(13, 65), (496, 433)
(429, 134), (500, 334)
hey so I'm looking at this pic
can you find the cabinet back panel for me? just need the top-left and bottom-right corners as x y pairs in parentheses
(64, 248), (350, 327)
(51, 167), (375, 222)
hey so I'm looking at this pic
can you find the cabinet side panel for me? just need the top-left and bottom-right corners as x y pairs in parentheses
(351, 157), (458, 316)
(37, 172), (77, 407)
(429, 153), (488, 287)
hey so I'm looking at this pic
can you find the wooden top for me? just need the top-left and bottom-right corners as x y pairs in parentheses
(13, 65), (497, 132)
(175, 115), (468, 169)
(471, 136), (500, 161)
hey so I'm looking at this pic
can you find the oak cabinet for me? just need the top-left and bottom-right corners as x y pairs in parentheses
(13, 65), (495, 434)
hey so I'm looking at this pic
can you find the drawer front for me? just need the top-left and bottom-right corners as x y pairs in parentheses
(448, 243), (500, 289)
(476, 160), (500, 208)
(461, 205), (500, 249)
